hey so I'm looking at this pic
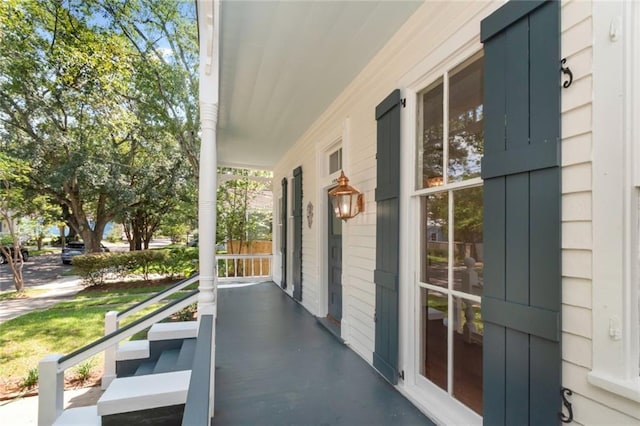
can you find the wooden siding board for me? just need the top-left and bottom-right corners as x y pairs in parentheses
(562, 221), (592, 250)
(562, 192), (592, 221)
(561, 16), (592, 58)
(561, 133), (592, 167)
(562, 249), (592, 279)
(562, 304), (592, 338)
(562, 163), (592, 194)
(562, 333), (592, 369)
(561, 277), (592, 309)
(561, 105), (592, 139)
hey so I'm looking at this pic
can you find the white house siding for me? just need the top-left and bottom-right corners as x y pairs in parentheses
(272, 0), (639, 422)
(561, 0), (639, 423)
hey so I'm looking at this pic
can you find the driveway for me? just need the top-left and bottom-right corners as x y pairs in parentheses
(0, 252), (70, 292)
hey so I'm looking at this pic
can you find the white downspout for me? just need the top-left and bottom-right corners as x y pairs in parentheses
(197, 0), (219, 420)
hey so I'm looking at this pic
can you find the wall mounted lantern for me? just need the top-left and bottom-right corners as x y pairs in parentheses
(329, 171), (364, 221)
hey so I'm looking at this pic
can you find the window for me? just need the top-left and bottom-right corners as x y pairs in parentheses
(329, 148), (342, 175)
(415, 56), (484, 414)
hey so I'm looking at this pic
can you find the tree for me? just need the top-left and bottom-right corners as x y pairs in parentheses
(217, 169), (272, 254)
(0, 0), (141, 252)
(1, 1), (200, 256)
(0, 152), (30, 291)
(88, 0), (200, 178)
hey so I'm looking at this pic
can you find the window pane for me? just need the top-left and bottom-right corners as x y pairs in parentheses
(452, 186), (483, 296)
(418, 80), (444, 189)
(452, 296), (483, 414)
(448, 58), (483, 182)
(329, 148), (342, 174)
(420, 287), (448, 391)
(421, 193), (448, 288)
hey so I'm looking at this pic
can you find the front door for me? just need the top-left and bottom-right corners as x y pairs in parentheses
(327, 193), (342, 321)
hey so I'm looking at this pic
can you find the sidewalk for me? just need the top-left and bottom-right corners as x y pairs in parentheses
(0, 276), (83, 324)
(0, 386), (103, 426)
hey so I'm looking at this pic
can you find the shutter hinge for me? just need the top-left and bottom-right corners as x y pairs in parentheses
(373, 312), (377, 323)
(560, 387), (574, 423)
(375, 153), (378, 160)
(400, 98), (406, 108)
(399, 370), (405, 380)
(560, 58), (573, 88)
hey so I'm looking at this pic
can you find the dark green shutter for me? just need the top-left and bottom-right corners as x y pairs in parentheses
(373, 89), (401, 384)
(292, 166), (303, 301)
(481, 1), (561, 424)
(281, 178), (288, 289)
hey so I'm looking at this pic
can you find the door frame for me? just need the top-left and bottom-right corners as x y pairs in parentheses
(315, 127), (349, 339)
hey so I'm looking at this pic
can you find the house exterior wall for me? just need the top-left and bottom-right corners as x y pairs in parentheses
(272, 0), (639, 422)
(561, 1), (639, 423)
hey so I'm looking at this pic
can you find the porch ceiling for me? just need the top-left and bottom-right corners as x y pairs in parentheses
(217, 0), (422, 169)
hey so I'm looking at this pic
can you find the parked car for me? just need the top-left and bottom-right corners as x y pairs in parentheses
(0, 246), (29, 264)
(61, 241), (109, 265)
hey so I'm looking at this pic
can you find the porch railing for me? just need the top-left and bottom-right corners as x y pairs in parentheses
(217, 254), (272, 282)
(103, 274), (200, 387)
(182, 314), (214, 425)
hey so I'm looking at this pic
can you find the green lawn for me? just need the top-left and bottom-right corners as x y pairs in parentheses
(0, 283), (188, 386)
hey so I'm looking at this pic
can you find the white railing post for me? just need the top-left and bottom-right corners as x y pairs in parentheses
(102, 311), (118, 389)
(38, 354), (64, 426)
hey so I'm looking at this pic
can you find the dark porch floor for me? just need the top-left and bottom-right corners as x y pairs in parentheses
(213, 282), (434, 426)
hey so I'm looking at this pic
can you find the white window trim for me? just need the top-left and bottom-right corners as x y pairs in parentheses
(399, 35), (486, 426)
(588, 0), (640, 402)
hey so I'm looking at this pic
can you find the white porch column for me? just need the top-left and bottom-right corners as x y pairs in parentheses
(198, 101), (218, 315)
(198, 0), (220, 420)
(197, 0), (220, 317)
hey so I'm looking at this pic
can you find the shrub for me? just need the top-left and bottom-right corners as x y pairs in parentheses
(73, 253), (118, 286)
(74, 360), (94, 383)
(174, 303), (197, 321)
(21, 367), (38, 390)
(73, 248), (198, 285)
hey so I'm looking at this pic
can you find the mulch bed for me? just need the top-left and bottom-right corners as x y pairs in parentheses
(77, 277), (181, 294)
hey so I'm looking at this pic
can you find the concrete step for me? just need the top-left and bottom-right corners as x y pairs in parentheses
(148, 321), (198, 341)
(97, 370), (191, 417)
(176, 338), (197, 370)
(153, 349), (180, 374)
(134, 360), (156, 376)
(52, 406), (100, 425)
(116, 339), (149, 361)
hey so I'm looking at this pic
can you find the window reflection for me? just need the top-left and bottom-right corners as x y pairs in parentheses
(418, 80), (444, 189)
(448, 58), (484, 182)
(420, 288), (448, 391)
(452, 186), (483, 295)
(421, 193), (448, 288)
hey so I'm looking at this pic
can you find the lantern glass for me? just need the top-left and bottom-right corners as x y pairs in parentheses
(329, 171), (364, 220)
